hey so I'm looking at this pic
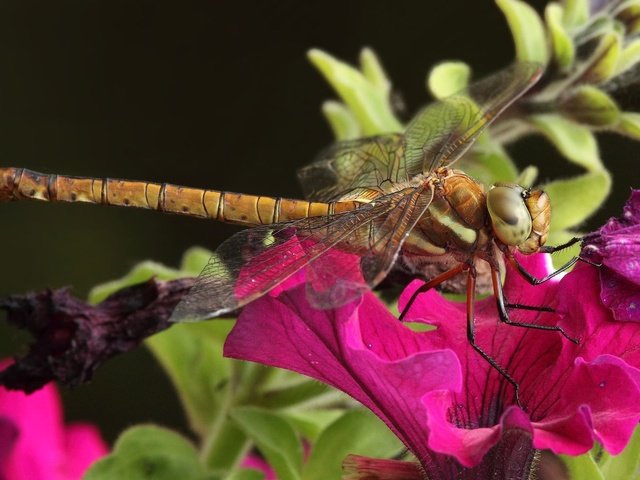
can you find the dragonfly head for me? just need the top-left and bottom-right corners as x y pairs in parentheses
(487, 184), (550, 254)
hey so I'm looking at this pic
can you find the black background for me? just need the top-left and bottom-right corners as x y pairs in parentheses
(0, 0), (639, 442)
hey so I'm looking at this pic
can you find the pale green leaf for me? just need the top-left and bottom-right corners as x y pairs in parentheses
(282, 409), (345, 442)
(562, 0), (589, 28)
(360, 48), (391, 97)
(308, 49), (402, 135)
(516, 165), (538, 188)
(231, 407), (303, 480)
(600, 426), (640, 480)
(146, 322), (233, 436)
(614, 0), (640, 35)
(180, 246), (213, 276)
(88, 261), (185, 304)
(544, 170), (611, 231)
(497, 0), (549, 65)
(546, 3), (575, 69)
(226, 469), (266, 480)
(616, 38), (640, 76)
(321, 101), (361, 140)
(427, 61), (471, 99)
(617, 112), (640, 139)
(302, 409), (404, 480)
(561, 452), (605, 480)
(559, 85), (620, 127)
(580, 32), (622, 84)
(530, 114), (602, 171)
(84, 425), (207, 480)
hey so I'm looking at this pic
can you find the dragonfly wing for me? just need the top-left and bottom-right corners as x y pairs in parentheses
(305, 185), (434, 308)
(170, 187), (432, 322)
(297, 134), (416, 201)
(404, 62), (542, 174)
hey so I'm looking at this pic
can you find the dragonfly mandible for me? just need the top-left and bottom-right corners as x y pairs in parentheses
(0, 62), (577, 406)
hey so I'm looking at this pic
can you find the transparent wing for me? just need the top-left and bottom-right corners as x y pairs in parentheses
(297, 134), (410, 202)
(170, 186), (433, 322)
(297, 63), (541, 201)
(404, 62), (542, 173)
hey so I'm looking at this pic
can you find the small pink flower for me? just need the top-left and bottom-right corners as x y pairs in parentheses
(0, 360), (108, 480)
(225, 247), (640, 476)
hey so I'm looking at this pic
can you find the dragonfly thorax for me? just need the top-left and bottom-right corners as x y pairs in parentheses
(486, 183), (550, 254)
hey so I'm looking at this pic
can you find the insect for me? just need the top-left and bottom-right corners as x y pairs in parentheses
(0, 62), (578, 406)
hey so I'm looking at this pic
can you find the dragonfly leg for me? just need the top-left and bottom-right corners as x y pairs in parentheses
(504, 250), (579, 286)
(491, 269), (579, 344)
(538, 236), (581, 254)
(398, 264), (466, 321)
(466, 268), (523, 408)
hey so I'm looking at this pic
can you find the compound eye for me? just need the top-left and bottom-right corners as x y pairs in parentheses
(487, 185), (532, 246)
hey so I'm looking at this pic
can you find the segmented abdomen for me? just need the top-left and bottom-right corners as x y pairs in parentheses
(0, 167), (360, 225)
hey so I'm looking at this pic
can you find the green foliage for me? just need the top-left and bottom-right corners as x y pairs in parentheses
(302, 409), (404, 480)
(84, 426), (209, 480)
(496, 0), (549, 65)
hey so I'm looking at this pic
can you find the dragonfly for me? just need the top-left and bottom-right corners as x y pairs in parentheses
(0, 62), (579, 406)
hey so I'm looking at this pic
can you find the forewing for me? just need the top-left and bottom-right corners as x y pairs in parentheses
(404, 62), (542, 173)
(170, 187), (431, 322)
(297, 134), (412, 201)
(305, 185), (434, 308)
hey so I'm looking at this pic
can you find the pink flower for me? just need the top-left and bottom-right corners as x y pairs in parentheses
(0, 360), (108, 480)
(583, 189), (640, 321)
(224, 248), (640, 476)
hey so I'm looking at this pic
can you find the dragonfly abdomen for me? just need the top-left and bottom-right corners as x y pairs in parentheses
(0, 167), (361, 226)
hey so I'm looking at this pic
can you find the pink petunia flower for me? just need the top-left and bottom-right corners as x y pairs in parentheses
(225, 239), (640, 476)
(583, 189), (640, 321)
(0, 360), (108, 480)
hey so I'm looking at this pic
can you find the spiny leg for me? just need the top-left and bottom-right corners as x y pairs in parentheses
(466, 268), (523, 408)
(491, 269), (579, 344)
(398, 264), (466, 321)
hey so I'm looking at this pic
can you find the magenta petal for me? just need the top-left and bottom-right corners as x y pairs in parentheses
(62, 424), (108, 479)
(224, 286), (462, 463)
(0, 360), (107, 480)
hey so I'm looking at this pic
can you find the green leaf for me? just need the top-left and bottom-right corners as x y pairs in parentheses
(321, 101), (361, 140)
(88, 261), (185, 304)
(256, 379), (333, 410)
(600, 426), (640, 480)
(496, 0), (549, 65)
(616, 38), (640, 76)
(530, 114), (602, 171)
(617, 112), (640, 139)
(308, 49), (402, 136)
(302, 409), (404, 480)
(580, 32), (622, 84)
(544, 170), (611, 231)
(145, 322), (234, 436)
(455, 134), (518, 187)
(427, 61), (471, 99)
(563, 0), (589, 28)
(561, 452), (605, 480)
(226, 469), (267, 480)
(559, 85), (620, 127)
(516, 165), (539, 188)
(84, 425), (207, 480)
(282, 409), (346, 442)
(180, 246), (213, 276)
(359, 48), (392, 98)
(546, 3), (575, 69)
(615, 0), (640, 35)
(230, 407), (303, 480)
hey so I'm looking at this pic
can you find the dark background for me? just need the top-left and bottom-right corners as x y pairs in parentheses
(0, 0), (638, 443)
